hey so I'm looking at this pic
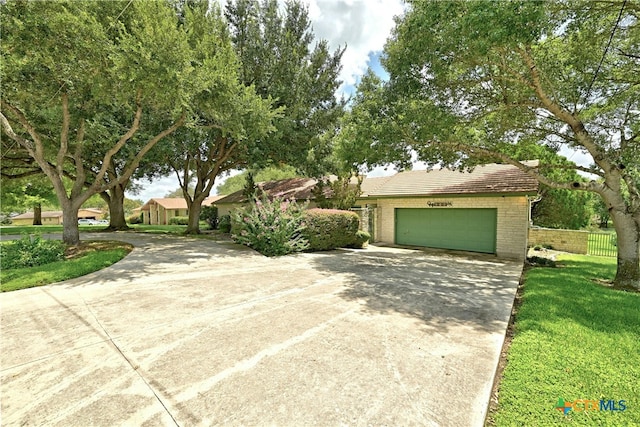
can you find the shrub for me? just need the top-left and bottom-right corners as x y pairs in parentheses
(231, 196), (309, 257)
(347, 230), (370, 249)
(1, 234), (65, 269)
(169, 216), (189, 225)
(302, 208), (360, 251)
(218, 215), (231, 233)
(526, 256), (557, 268)
(127, 213), (143, 224)
(200, 205), (218, 229)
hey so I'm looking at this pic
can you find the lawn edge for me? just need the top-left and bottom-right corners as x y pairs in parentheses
(483, 262), (528, 426)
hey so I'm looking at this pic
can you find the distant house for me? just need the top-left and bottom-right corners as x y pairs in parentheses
(216, 162), (540, 260)
(215, 177), (333, 217)
(140, 196), (225, 225)
(10, 208), (104, 226)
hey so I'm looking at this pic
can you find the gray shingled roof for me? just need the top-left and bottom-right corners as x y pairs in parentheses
(216, 177), (331, 204)
(365, 162), (539, 197)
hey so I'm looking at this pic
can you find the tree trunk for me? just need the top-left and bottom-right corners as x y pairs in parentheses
(610, 210), (640, 291)
(33, 203), (42, 225)
(103, 184), (130, 230)
(185, 197), (204, 234)
(61, 205), (80, 246)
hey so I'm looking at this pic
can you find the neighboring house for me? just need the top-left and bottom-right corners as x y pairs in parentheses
(215, 177), (332, 217)
(216, 162), (540, 260)
(140, 196), (225, 225)
(10, 208), (104, 226)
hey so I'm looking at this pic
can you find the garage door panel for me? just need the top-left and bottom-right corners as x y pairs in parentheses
(395, 208), (496, 253)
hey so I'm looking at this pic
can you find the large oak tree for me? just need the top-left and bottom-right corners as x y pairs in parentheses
(339, 1), (639, 290)
(1, 0), (250, 244)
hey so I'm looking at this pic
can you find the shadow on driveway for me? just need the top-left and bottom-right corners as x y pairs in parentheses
(308, 245), (523, 334)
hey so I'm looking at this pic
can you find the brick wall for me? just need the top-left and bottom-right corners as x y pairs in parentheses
(372, 195), (531, 260)
(528, 227), (589, 254)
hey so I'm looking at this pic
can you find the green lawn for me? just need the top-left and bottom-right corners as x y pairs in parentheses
(128, 224), (190, 234)
(489, 255), (639, 426)
(1, 223), (215, 236)
(1, 240), (133, 292)
(0, 224), (106, 235)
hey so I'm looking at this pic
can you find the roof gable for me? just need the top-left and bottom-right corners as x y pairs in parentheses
(141, 198), (188, 210)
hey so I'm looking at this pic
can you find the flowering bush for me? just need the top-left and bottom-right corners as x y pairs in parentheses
(231, 196), (309, 256)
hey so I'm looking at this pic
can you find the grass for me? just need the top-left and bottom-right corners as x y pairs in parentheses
(0, 224), (106, 235)
(1, 223), (216, 236)
(489, 255), (639, 426)
(1, 240), (133, 292)
(128, 224), (191, 234)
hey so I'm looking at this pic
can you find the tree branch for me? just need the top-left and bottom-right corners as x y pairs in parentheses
(58, 92), (70, 177)
(518, 47), (614, 173)
(90, 90), (143, 193)
(0, 102), (40, 155)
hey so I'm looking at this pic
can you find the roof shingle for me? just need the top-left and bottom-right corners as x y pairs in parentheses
(366, 163), (539, 197)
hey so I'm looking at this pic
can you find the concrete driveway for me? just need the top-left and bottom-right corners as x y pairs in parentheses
(0, 233), (522, 426)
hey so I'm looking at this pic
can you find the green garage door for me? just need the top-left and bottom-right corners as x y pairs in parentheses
(395, 208), (497, 254)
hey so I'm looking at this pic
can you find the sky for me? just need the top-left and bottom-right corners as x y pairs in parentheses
(130, 0), (405, 202)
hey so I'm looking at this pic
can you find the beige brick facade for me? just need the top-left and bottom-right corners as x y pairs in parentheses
(367, 195), (531, 260)
(143, 205), (188, 225)
(528, 227), (589, 254)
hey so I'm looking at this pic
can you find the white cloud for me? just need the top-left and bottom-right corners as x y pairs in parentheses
(305, 0), (405, 94)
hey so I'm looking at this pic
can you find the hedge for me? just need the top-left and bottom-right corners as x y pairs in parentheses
(302, 208), (360, 251)
(169, 216), (189, 225)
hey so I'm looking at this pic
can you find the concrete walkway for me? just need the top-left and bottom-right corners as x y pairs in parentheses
(1, 233), (522, 426)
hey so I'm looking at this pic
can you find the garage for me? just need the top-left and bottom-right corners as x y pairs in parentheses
(395, 208), (497, 254)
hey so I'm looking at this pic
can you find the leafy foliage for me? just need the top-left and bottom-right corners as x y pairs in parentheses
(218, 215), (232, 233)
(216, 165), (299, 195)
(225, 0), (346, 175)
(127, 214), (143, 225)
(532, 188), (592, 230)
(348, 230), (371, 249)
(301, 209), (360, 251)
(0, 0), (202, 243)
(312, 176), (362, 211)
(231, 196), (309, 256)
(168, 216), (189, 226)
(1, 240), (132, 292)
(1, 235), (65, 269)
(200, 205), (219, 229)
(159, 0), (280, 234)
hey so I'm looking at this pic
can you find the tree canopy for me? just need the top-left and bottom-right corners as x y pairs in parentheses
(0, 0), (261, 243)
(216, 165), (299, 195)
(225, 0), (346, 176)
(339, 0), (639, 289)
